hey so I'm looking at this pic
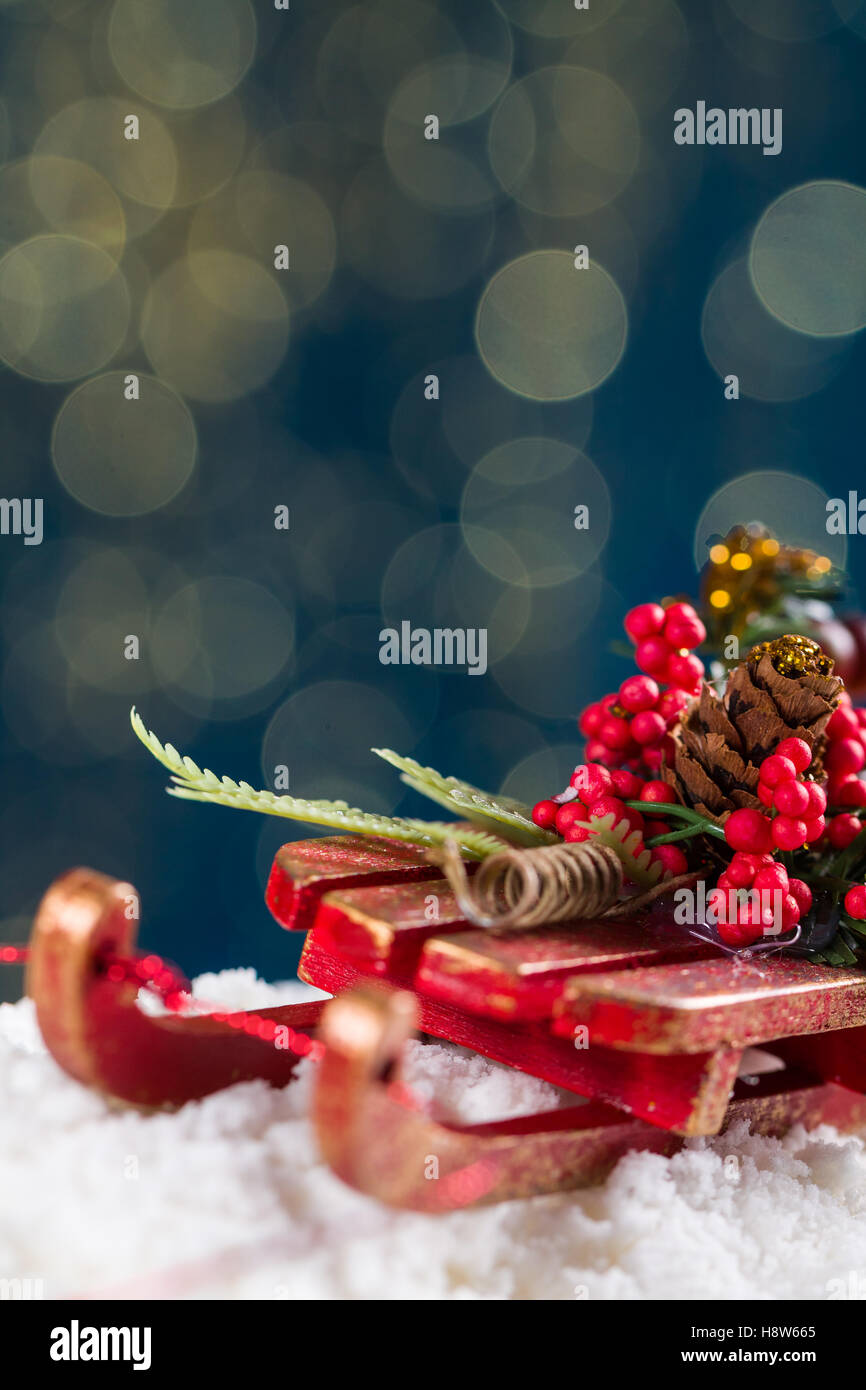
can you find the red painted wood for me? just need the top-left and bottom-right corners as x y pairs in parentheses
(415, 917), (718, 1022)
(553, 955), (866, 1054)
(314, 876), (469, 973)
(266, 836), (443, 932)
(299, 928), (742, 1134)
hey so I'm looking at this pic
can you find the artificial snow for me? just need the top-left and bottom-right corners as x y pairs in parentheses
(2, 969), (866, 1300)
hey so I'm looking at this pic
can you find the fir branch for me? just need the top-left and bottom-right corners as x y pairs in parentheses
(129, 709), (505, 860)
(372, 748), (556, 847)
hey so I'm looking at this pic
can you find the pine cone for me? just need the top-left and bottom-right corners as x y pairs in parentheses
(663, 635), (843, 823)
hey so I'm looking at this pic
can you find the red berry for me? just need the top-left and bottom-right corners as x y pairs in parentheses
(724, 807), (773, 853)
(716, 872), (735, 892)
(650, 843), (688, 876)
(780, 894), (802, 930)
(830, 774), (866, 807)
(827, 706), (860, 741)
(775, 737), (813, 773)
(635, 636), (672, 675)
(584, 740), (621, 767)
(532, 799), (558, 829)
(640, 781), (676, 804)
(665, 652), (704, 688)
(600, 715), (633, 750)
(663, 613), (707, 649)
(663, 601), (699, 624)
(555, 802), (588, 834)
(788, 878), (812, 914)
(707, 887), (730, 923)
(578, 703), (603, 738)
(571, 764), (613, 801)
(727, 853), (757, 888)
(759, 754), (797, 788)
(828, 813), (862, 850)
(647, 819), (672, 838)
(630, 710), (666, 746)
(805, 782), (827, 816)
(717, 918), (764, 948)
(771, 815), (807, 851)
(772, 779), (811, 817)
(757, 781), (775, 807)
(844, 885), (866, 920)
(624, 603), (665, 642)
(826, 738), (866, 777)
(803, 815), (825, 844)
(563, 823), (592, 843)
(618, 675), (659, 713)
(754, 862), (789, 894)
(610, 768), (645, 799)
(656, 688), (690, 723)
(588, 795), (628, 824)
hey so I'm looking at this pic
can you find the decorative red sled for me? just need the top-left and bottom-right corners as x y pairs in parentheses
(26, 833), (866, 1212)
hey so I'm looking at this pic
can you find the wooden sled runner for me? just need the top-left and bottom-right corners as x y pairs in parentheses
(26, 837), (866, 1210)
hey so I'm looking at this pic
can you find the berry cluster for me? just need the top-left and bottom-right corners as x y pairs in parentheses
(532, 764), (689, 880)
(723, 737), (826, 856)
(709, 854), (811, 949)
(576, 601), (705, 773)
(823, 694), (866, 810)
(624, 602), (706, 692)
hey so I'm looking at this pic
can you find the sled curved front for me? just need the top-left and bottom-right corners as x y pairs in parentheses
(27, 868), (324, 1108)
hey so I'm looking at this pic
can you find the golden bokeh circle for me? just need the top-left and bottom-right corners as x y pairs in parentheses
(108, 0), (257, 110)
(475, 251), (628, 400)
(52, 372), (197, 517)
(0, 234), (130, 381)
(693, 472), (847, 573)
(488, 67), (640, 217)
(461, 438), (611, 588)
(141, 251), (290, 402)
(0, 155), (125, 258)
(153, 577), (293, 703)
(750, 181), (866, 337)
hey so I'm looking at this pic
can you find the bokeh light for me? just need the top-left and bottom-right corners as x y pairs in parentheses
(162, 95), (247, 207)
(563, 0), (689, 113)
(189, 170), (336, 311)
(152, 577), (294, 711)
(495, 0), (626, 36)
(52, 372), (197, 517)
(141, 251), (289, 402)
(262, 680), (420, 809)
(750, 181), (866, 337)
(383, 64), (498, 213)
(834, 0), (866, 38)
(381, 522), (532, 667)
(35, 97), (178, 238)
(107, 0), (257, 110)
(461, 438), (611, 587)
(693, 472), (847, 573)
(475, 251), (628, 400)
(701, 258), (849, 401)
(488, 67), (640, 217)
(0, 155), (125, 257)
(0, 234), (130, 381)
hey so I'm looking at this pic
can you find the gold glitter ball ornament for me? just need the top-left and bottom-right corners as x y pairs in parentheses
(747, 633), (834, 678)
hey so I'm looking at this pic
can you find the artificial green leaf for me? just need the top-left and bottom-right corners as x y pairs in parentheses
(130, 709), (506, 860)
(372, 748), (556, 847)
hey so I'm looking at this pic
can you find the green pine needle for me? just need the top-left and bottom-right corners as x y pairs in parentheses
(129, 708), (507, 860)
(372, 748), (557, 847)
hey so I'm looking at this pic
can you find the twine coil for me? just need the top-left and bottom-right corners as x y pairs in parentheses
(435, 839), (700, 930)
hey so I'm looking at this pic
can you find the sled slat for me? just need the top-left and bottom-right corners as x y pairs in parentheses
(266, 836), (443, 932)
(553, 956), (866, 1054)
(299, 927), (743, 1134)
(415, 919), (717, 1022)
(315, 876), (471, 973)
